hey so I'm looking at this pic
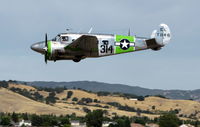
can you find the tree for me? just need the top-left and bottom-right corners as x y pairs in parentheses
(94, 99), (98, 103)
(159, 113), (180, 127)
(33, 92), (44, 101)
(152, 105), (156, 110)
(11, 112), (19, 123)
(85, 110), (104, 127)
(0, 116), (11, 126)
(49, 92), (56, 97)
(67, 91), (73, 99)
(46, 96), (56, 104)
(83, 107), (91, 113)
(31, 114), (59, 126)
(63, 124), (71, 127)
(124, 117), (131, 127)
(21, 113), (29, 120)
(137, 96), (145, 101)
(115, 117), (131, 127)
(134, 117), (146, 125)
(136, 108), (141, 116)
(109, 123), (119, 127)
(60, 116), (70, 125)
(81, 98), (93, 103)
(42, 115), (58, 126)
(72, 97), (78, 101)
(194, 120), (200, 127)
(31, 114), (43, 126)
(46, 92), (58, 104)
(0, 81), (8, 88)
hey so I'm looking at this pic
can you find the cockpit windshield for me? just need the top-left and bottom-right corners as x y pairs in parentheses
(52, 35), (60, 41)
(52, 35), (68, 42)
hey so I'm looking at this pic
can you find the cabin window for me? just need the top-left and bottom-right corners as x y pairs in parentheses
(61, 36), (68, 41)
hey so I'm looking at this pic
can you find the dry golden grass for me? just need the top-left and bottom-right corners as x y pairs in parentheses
(57, 89), (200, 117)
(54, 102), (159, 119)
(9, 83), (36, 91)
(56, 90), (99, 100)
(38, 90), (49, 98)
(3, 83), (200, 119)
(0, 88), (84, 116)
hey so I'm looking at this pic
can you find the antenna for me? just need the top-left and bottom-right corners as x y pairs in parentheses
(128, 28), (131, 36)
(66, 28), (72, 33)
(88, 27), (93, 34)
(128, 28), (137, 37)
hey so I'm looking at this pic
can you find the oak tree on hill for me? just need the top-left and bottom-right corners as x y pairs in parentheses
(67, 91), (73, 99)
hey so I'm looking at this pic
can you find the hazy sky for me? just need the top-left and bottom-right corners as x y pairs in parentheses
(0, 0), (199, 90)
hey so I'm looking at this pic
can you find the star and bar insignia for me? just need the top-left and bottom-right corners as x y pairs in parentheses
(115, 39), (135, 50)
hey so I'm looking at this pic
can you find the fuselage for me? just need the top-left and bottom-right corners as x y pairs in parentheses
(31, 33), (149, 61)
(31, 24), (171, 62)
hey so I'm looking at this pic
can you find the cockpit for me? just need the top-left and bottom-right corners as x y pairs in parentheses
(52, 34), (69, 42)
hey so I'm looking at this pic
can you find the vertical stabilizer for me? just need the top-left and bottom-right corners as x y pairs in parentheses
(151, 24), (171, 46)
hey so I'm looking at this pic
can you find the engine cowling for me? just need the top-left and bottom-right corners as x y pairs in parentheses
(47, 41), (65, 60)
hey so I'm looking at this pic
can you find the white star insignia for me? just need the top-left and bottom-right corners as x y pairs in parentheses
(121, 40), (129, 48)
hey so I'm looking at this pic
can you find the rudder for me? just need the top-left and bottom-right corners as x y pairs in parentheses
(151, 24), (171, 46)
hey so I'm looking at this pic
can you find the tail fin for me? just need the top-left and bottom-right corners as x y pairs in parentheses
(151, 24), (171, 46)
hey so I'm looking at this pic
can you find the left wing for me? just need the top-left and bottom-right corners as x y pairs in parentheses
(65, 35), (98, 52)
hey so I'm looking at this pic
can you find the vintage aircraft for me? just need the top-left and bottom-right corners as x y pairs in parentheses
(31, 24), (171, 63)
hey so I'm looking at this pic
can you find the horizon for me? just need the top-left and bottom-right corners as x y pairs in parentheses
(5, 80), (199, 91)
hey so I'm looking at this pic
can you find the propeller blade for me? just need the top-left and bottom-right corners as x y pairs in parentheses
(45, 33), (48, 64)
(45, 52), (47, 64)
(45, 33), (47, 47)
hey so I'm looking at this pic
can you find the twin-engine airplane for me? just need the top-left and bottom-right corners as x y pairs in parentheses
(31, 24), (171, 63)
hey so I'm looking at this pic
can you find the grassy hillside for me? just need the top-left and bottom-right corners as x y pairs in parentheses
(0, 87), (84, 116)
(25, 81), (200, 100)
(1, 82), (200, 120)
(56, 89), (200, 118)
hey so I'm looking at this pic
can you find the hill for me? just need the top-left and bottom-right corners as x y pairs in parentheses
(24, 81), (200, 100)
(0, 87), (84, 116)
(56, 89), (200, 117)
(1, 82), (200, 120)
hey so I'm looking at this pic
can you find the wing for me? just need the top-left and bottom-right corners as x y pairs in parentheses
(65, 35), (99, 56)
(145, 38), (162, 50)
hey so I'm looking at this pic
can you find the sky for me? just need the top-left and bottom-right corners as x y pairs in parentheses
(0, 0), (199, 90)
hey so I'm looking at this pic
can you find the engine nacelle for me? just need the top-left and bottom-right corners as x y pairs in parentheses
(47, 41), (65, 60)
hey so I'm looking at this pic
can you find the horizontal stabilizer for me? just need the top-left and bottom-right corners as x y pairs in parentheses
(145, 38), (161, 50)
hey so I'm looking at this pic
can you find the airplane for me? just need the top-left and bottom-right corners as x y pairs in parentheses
(31, 23), (171, 63)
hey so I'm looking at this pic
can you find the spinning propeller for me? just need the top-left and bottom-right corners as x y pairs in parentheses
(44, 33), (48, 64)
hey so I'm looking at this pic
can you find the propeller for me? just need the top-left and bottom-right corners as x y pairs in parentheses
(44, 33), (48, 64)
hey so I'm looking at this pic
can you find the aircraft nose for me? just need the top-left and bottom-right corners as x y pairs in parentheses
(31, 42), (45, 54)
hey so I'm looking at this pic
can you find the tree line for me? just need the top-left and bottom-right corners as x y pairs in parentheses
(0, 111), (199, 127)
